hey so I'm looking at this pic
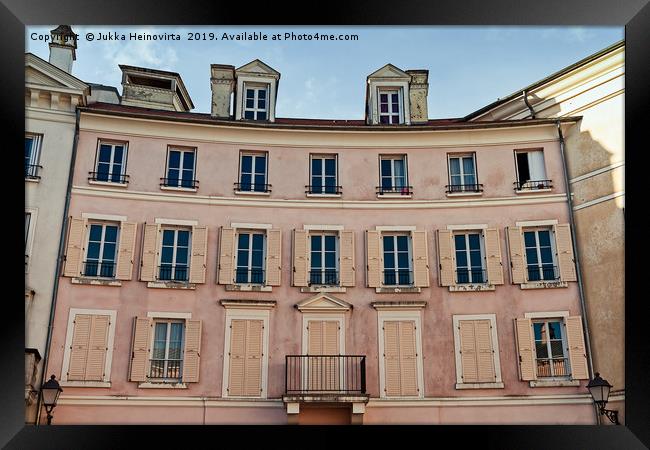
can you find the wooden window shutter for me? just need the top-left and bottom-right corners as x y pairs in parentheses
(115, 222), (138, 280)
(565, 316), (589, 380)
(67, 314), (91, 380)
(189, 226), (208, 284)
(484, 228), (504, 285)
(307, 320), (323, 355)
(412, 230), (430, 287)
(244, 320), (264, 396)
(506, 227), (526, 284)
(182, 319), (202, 383)
(139, 223), (160, 282)
(514, 318), (536, 381)
(436, 229), (454, 287)
(218, 227), (235, 285)
(475, 320), (497, 382)
(63, 217), (86, 277)
(129, 317), (152, 382)
(339, 230), (356, 287)
(228, 319), (247, 396)
(265, 229), (282, 286)
(399, 321), (419, 396)
(85, 315), (110, 381)
(554, 224), (577, 282)
(383, 321), (401, 396)
(366, 230), (381, 287)
(458, 320), (479, 383)
(292, 229), (308, 287)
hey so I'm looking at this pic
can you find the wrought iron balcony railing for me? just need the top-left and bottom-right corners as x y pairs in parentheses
(376, 185), (413, 195)
(158, 264), (189, 282)
(82, 261), (116, 278)
(446, 183), (484, 193)
(382, 270), (413, 286)
(309, 269), (339, 286)
(234, 182), (272, 193)
(535, 357), (570, 378)
(514, 179), (553, 190)
(88, 171), (130, 184)
(25, 164), (42, 180)
(456, 268), (487, 284)
(305, 185), (342, 195)
(160, 177), (199, 189)
(527, 265), (559, 282)
(235, 268), (265, 284)
(149, 359), (183, 380)
(285, 355), (366, 395)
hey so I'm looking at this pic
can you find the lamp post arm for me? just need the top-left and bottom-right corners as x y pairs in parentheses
(600, 406), (620, 425)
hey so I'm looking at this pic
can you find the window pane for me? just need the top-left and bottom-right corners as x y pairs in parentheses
(470, 249), (482, 267)
(237, 250), (248, 266)
(167, 169), (179, 183)
(523, 232), (537, 248)
(258, 99), (266, 109)
(383, 252), (395, 269)
(391, 93), (398, 103)
(254, 156), (266, 175)
(449, 158), (460, 177)
(396, 235), (409, 251)
(394, 159), (405, 178)
(550, 340), (564, 358)
(246, 99), (254, 109)
(463, 157), (475, 176)
(182, 152), (194, 170)
(102, 243), (116, 261)
(161, 246), (173, 264)
(86, 242), (100, 260)
(162, 230), (175, 246)
(25, 137), (33, 160)
(533, 322), (544, 340)
(257, 111), (267, 120)
(325, 252), (336, 268)
(538, 230), (551, 247)
(311, 252), (322, 268)
(324, 158), (336, 176)
(379, 116), (389, 124)
(244, 111), (254, 119)
(254, 174), (266, 189)
(383, 236), (394, 251)
(240, 174), (252, 189)
(526, 248), (539, 265)
(324, 235), (336, 251)
(238, 233), (249, 250)
(89, 224), (103, 242)
(540, 247), (553, 264)
(98, 145), (112, 163)
(252, 233), (264, 250)
(455, 251), (467, 268)
(397, 252), (409, 269)
(311, 235), (321, 251)
(104, 226), (118, 243)
(392, 102), (399, 113)
(380, 94), (388, 103)
(251, 249), (263, 267)
(548, 321), (562, 339)
(175, 247), (188, 265)
(246, 89), (254, 99)
(454, 235), (466, 251)
(169, 151), (181, 169)
(258, 89), (266, 99)
(311, 158), (322, 176)
(381, 159), (392, 177)
(177, 230), (189, 247)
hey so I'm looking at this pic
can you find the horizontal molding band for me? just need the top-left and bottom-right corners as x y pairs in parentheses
(58, 396), (284, 407)
(573, 191), (624, 211)
(72, 186), (568, 210)
(569, 161), (624, 184)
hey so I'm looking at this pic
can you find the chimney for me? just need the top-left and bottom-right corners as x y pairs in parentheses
(48, 25), (77, 74)
(406, 70), (429, 124)
(210, 64), (235, 118)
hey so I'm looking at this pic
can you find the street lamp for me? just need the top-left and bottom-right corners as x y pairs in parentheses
(41, 374), (63, 425)
(586, 372), (619, 425)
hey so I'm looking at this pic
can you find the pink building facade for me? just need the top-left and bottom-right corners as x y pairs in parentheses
(42, 62), (597, 425)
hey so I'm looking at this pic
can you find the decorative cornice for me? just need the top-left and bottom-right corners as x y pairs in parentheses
(371, 300), (427, 310)
(219, 299), (276, 310)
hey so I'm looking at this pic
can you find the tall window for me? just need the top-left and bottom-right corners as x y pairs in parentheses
(378, 89), (401, 124)
(25, 213), (31, 252)
(523, 229), (557, 281)
(310, 233), (338, 285)
(448, 154), (480, 193)
(84, 223), (119, 278)
(243, 84), (268, 120)
(164, 148), (196, 189)
(454, 232), (485, 283)
(309, 155), (338, 194)
(383, 234), (412, 285)
(532, 319), (569, 378)
(379, 156), (409, 194)
(93, 141), (127, 183)
(236, 231), (265, 284)
(159, 228), (191, 281)
(25, 134), (42, 179)
(515, 150), (549, 190)
(150, 320), (184, 381)
(238, 152), (268, 192)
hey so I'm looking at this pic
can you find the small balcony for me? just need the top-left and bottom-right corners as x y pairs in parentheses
(305, 185), (342, 195)
(149, 358), (183, 381)
(456, 268), (487, 284)
(309, 269), (339, 286)
(445, 183), (483, 194)
(383, 269), (413, 286)
(527, 265), (559, 282)
(235, 268), (265, 285)
(514, 179), (553, 191)
(535, 357), (570, 378)
(160, 177), (199, 189)
(82, 261), (116, 278)
(234, 182), (272, 193)
(284, 355), (367, 401)
(376, 185), (413, 196)
(158, 264), (189, 282)
(25, 164), (42, 180)
(88, 171), (130, 184)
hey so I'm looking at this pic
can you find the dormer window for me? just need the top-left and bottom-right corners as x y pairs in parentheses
(379, 89), (402, 124)
(243, 84), (268, 120)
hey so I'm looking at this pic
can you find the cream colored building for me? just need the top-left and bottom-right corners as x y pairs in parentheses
(24, 25), (89, 423)
(466, 40), (625, 421)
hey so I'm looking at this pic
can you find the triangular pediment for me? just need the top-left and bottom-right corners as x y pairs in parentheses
(236, 59), (280, 77)
(296, 293), (352, 312)
(367, 63), (410, 80)
(25, 53), (89, 91)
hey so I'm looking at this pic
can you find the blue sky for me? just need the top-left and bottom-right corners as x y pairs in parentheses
(26, 26), (623, 119)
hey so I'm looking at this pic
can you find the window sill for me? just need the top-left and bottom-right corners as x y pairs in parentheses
(138, 382), (187, 389)
(446, 191), (483, 197)
(300, 286), (347, 293)
(226, 284), (273, 292)
(449, 283), (496, 292)
(376, 193), (412, 199)
(375, 286), (421, 294)
(529, 379), (580, 387)
(71, 277), (122, 287)
(25, 177), (40, 183)
(60, 381), (111, 388)
(160, 186), (198, 193)
(234, 190), (271, 196)
(88, 180), (129, 188)
(455, 382), (504, 390)
(515, 188), (553, 195)
(147, 281), (196, 289)
(306, 193), (342, 198)
(520, 281), (568, 290)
